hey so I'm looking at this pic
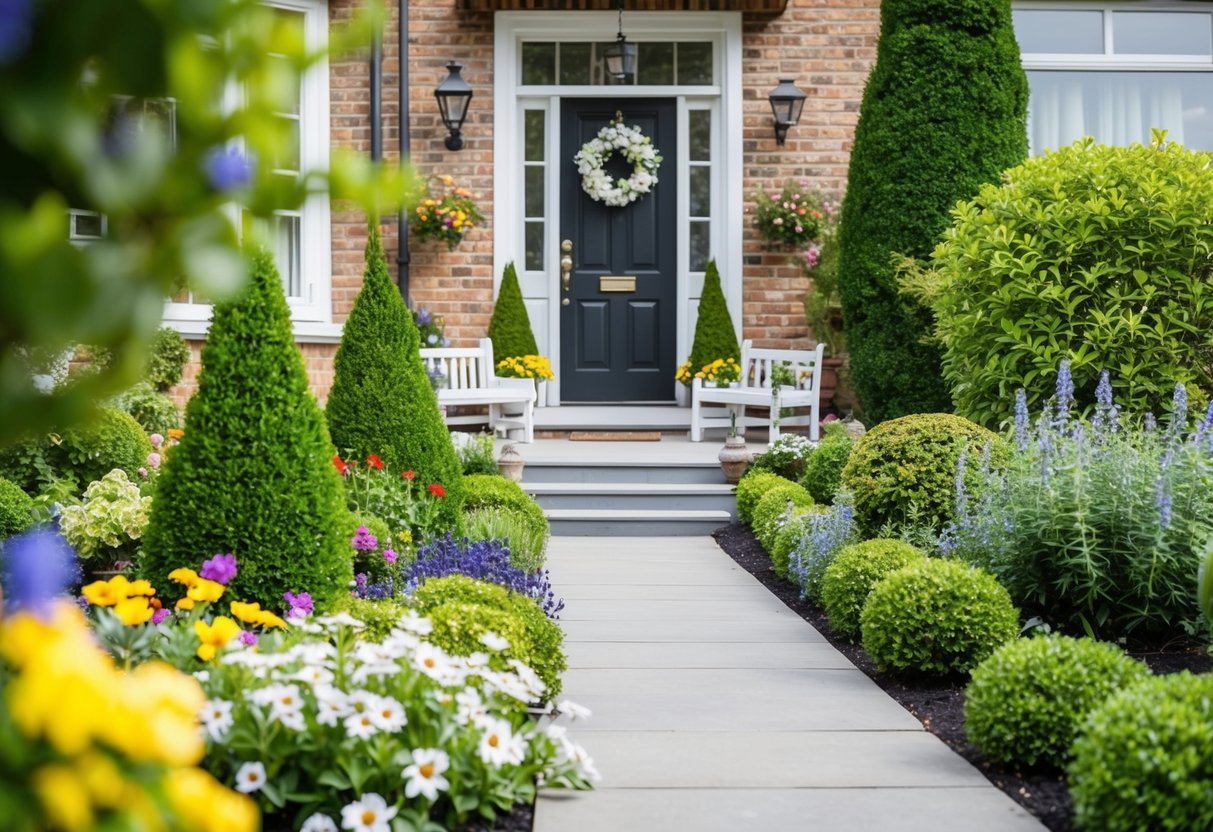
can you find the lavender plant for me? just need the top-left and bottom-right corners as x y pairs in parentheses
(788, 494), (858, 603)
(405, 536), (564, 619)
(944, 362), (1213, 639)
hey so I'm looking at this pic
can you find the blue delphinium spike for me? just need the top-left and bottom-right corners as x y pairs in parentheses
(1013, 389), (1030, 451)
(1054, 359), (1074, 428)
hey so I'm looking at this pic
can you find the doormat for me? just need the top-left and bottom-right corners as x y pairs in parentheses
(568, 431), (662, 442)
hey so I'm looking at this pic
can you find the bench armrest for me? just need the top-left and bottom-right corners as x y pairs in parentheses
(491, 376), (537, 402)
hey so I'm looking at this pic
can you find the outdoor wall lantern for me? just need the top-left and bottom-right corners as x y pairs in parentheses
(435, 61), (472, 151)
(768, 78), (807, 145)
(602, 7), (636, 85)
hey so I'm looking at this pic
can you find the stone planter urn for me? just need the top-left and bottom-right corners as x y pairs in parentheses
(818, 356), (846, 407)
(718, 433), (750, 484)
(497, 443), (526, 482)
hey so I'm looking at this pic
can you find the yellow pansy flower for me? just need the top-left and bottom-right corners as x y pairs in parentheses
(115, 596), (154, 626)
(82, 577), (128, 608)
(168, 567), (199, 588)
(33, 764), (94, 831)
(125, 579), (157, 597)
(175, 598), (195, 612)
(194, 616), (242, 662)
(187, 579), (225, 603)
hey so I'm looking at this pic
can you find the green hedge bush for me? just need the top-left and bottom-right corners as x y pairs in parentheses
(139, 249), (353, 612)
(752, 483), (814, 553)
(111, 381), (180, 436)
(1069, 672), (1213, 832)
(326, 228), (464, 532)
(0, 407), (152, 496)
(770, 508), (820, 581)
(964, 635), (1150, 770)
(799, 428), (854, 504)
(841, 413), (1005, 535)
(820, 539), (925, 640)
(735, 470), (791, 526)
(462, 474), (549, 573)
(486, 262), (540, 362)
(687, 260), (740, 380)
(0, 477), (35, 538)
(836, 0), (1028, 423)
(912, 136), (1213, 428)
(414, 575), (566, 700)
(145, 326), (191, 392)
(860, 558), (1018, 677)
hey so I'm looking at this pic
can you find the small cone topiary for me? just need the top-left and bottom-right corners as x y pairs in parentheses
(688, 259), (740, 378)
(140, 249), (353, 611)
(487, 261), (539, 363)
(325, 227), (464, 531)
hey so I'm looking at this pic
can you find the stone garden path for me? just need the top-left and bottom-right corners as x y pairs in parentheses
(534, 536), (1046, 832)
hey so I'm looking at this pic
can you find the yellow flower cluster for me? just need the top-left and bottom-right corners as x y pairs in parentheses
(412, 174), (484, 250)
(496, 354), (555, 381)
(0, 603), (257, 832)
(694, 357), (741, 384)
(82, 575), (159, 625)
(675, 361), (692, 385)
(230, 600), (289, 630)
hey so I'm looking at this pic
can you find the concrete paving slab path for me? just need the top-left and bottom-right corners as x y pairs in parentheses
(536, 536), (1046, 832)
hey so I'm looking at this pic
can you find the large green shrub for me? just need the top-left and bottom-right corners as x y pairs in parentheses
(770, 507), (820, 581)
(0, 407), (152, 496)
(836, 0), (1028, 422)
(486, 261), (540, 362)
(687, 260), (740, 379)
(1069, 672), (1213, 832)
(465, 506), (549, 575)
(860, 558), (1019, 677)
(326, 228), (464, 531)
(139, 249), (353, 611)
(798, 426), (854, 504)
(841, 413), (1005, 536)
(462, 474), (549, 572)
(414, 575), (566, 700)
(735, 470), (791, 525)
(911, 136), (1213, 428)
(111, 381), (180, 436)
(145, 327), (191, 392)
(820, 539), (925, 640)
(0, 477), (34, 539)
(752, 483), (814, 553)
(965, 635), (1150, 771)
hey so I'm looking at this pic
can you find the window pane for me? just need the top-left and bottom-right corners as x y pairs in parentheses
(689, 221), (710, 272)
(525, 166), (545, 218)
(274, 117), (300, 172)
(71, 212), (104, 239)
(524, 110), (545, 162)
(525, 221), (544, 271)
(271, 54), (302, 115)
(521, 42), (556, 85)
(689, 167), (710, 217)
(638, 42), (674, 86)
(559, 42), (592, 85)
(1113, 12), (1212, 56)
(689, 110), (711, 161)
(274, 214), (302, 298)
(1027, 70), (1213, 153)
(677, 42), (713, 85)
(1014, 10), (1103, 54)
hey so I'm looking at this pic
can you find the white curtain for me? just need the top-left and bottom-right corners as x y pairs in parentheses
(1028, 72), (1186, 153)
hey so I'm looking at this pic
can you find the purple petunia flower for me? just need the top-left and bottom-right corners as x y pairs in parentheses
(199, 553), (238, 585)
(152, 608), (171, 626)
(283, 590), (314, 619)
(1, 527), (77, 618)
(351, 526), (378, 551)
(383, 549), (398, 565)
(203, 146), (252, 191)
(240, 631), (258, 646)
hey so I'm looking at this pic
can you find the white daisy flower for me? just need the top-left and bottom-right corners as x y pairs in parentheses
(351, 660), (401, 686)
(476, 717), (526, 768)
(398, 610), (433, 635)
(193, 670), (210, 683)
(401, 748), (451, 801)
(455, 689), (486, 725)
(463, 651), (491, 671)
(295, 665), (335, 686)
(339, 793), (397, 832)
(314, 612), (365, 630)
(478, 631), (509, 651)
(199, 698), (234, 742)
(412, 642), (455, 681)
(508, 659), (546, 700)
(301, 813), (338, 832)
(557, 699), (593, 721)
(344, 710), (379, 741)
(368, 694), (407, 733)
(313, 686), (350, 727)
(235, 761), (267, 794)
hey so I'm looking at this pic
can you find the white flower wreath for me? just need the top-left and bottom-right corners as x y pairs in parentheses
(573, 119), (663, 208)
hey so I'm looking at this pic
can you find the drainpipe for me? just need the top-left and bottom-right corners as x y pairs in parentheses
(370, 28), (382, 162)
(395, 0), (411, 305)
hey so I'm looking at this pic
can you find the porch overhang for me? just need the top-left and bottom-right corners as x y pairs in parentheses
(460, 0), (787, 13)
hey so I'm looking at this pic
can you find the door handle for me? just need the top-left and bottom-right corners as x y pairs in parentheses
(560, 239), (573, 306)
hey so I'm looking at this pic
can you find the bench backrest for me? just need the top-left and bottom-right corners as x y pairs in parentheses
(420, 337), (495, 390)
(740, 339), (824, 396)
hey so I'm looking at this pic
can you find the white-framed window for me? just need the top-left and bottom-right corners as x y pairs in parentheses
(1015, 2), (1213, 153)
(165, 0), (333, 334)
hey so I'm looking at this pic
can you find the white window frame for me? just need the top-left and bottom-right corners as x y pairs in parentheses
(494, 11), (743, 405)
(164, 0), (336, 341)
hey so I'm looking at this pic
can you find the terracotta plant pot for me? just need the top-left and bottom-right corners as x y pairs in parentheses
(818, 356), (846, 406)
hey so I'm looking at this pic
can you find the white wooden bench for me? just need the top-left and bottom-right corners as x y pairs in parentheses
(690, 340), (826, 444)
(420, 337), (536, 443)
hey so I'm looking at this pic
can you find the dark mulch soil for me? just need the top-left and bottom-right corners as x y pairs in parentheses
(457, 804), (534, 832)
(712, 522), (1213, 832)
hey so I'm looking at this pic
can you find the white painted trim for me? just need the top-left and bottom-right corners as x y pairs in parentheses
(167, 319), (344, 344)
(1016, 1), (1213, 67)
(493, 10), (744, 406)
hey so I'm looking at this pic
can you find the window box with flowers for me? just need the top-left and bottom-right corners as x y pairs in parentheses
(496, 354), (555, 406)
(412, 174), (484, 251)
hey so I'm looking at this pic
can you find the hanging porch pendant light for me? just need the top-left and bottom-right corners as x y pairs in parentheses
(602, 6), (636, 85)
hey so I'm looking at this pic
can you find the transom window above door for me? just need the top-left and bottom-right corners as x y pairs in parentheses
(520, 41), (715, 86)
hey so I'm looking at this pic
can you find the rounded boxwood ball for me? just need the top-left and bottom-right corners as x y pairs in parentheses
(821, 539), (925, 640)
(735, 470), (794, 525)
(860, 558), (1019, 677)
(0, 477), (35, 538)
(965, 634), (1150, 770)
(752, 483), (813, 553)
(1069, 672), (1213, 832)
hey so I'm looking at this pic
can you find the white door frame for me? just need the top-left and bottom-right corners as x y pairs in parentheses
(493, 11), (743, 405)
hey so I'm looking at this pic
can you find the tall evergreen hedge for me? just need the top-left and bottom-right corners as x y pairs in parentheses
(139, 250), (353, 611)
(325, 228), (464, 530)
(486, 261), (539, 361)
(836, 0), (1028, 423)
(689, 259), (741, 373)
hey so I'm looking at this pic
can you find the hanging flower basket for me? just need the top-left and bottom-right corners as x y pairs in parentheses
(574, 119), (662, 207)
(412, 174), (484, 250)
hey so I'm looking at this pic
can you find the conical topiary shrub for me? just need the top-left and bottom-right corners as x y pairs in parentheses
(688, 259), (740, 378)
(325, 227), (464, 530)
(139, 249), (353, 611)
(487, 261), (539, 362)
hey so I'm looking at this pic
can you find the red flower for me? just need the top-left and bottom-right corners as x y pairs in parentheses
(367, 454), (385, 470)
(332, 455), (348, 475)
(428, 483), (446, 498)
(402, 471), (416, 481)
